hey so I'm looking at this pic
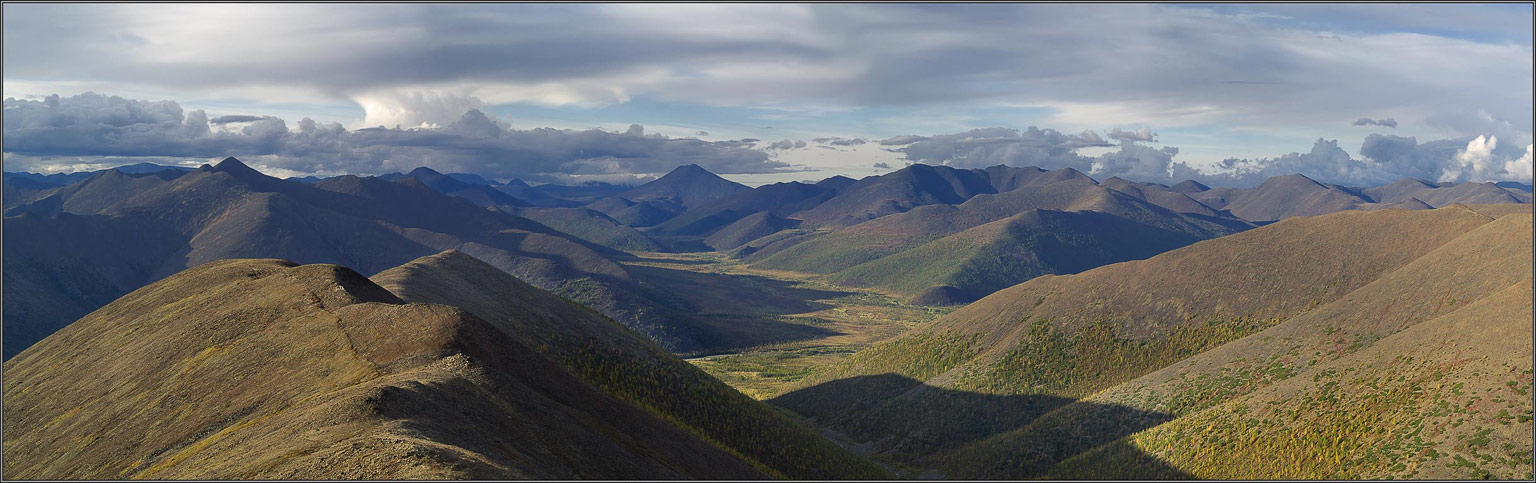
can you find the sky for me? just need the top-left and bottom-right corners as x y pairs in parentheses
(3, 3), (1532, 187)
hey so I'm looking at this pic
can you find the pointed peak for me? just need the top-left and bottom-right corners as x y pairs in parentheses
(1170, 180), (1210, 193)
(408, 166), (443, 177)
(211, 157), (266, 179)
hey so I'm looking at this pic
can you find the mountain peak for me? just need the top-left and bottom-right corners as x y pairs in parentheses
(1170, 180), (1210, 193)
(212, 157), (262, 177)
(408, 166), (444, 177)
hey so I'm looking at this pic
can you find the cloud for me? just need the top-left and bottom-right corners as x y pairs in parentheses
(763, 139), (807, 150)
(209, 114), (274, 124)
(879, 135), (929, 145)
(695, 131), (709, 136)
(1506, 144), (1533, 181)
(352, 89), (486, 129)
(4, 3), (1526, 145)
(812, 137), (867, 146)
(882, 125), (1535, 187)
(2, 93), (790, 180)
(1352, 117), (1398, 128)
(889, 127), (1111, 170)
(1439, 135), (1499, 182)
(872, 162), (891, 169)
(1106, 127), (1156, 142)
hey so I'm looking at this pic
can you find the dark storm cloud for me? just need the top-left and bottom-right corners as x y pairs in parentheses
(2, 93), (789, 178)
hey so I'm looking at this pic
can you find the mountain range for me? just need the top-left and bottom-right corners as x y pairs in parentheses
(3, 157), (1530, 480)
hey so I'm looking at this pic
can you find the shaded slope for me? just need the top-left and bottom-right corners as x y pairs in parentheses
(504, 206), (664, 252)
(2, 259), (768, 479)
(370, 251), (890, 479)
(650, 180), (836, 237)
(704, 211), (801, 251)
(386, 166), (532, 209)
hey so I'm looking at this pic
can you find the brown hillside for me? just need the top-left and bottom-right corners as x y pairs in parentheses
(1, 259), (767, 479)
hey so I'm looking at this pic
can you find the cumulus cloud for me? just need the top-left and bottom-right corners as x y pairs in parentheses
(1107, 127), (1157, 142)
(2, 93), (790, 180)
(1352, 117), (1398, 128)
(880, 125), (1534, 187)
(209, 114), (274, 124)
(764, 139), (807, 150)
(353, 90), (486, 129)
(1440, 135), (1499, 182)
(1506, 144), (1534, 181)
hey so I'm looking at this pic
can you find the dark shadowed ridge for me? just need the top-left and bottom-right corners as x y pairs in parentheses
(1, 258), (772, 479)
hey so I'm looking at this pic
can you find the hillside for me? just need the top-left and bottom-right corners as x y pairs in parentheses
(383, 166), (532, 209)
(650, 180), (838, 237)
(788, 163), (998, 228)
(768, 205), (1530, 478)
(371, 251), (890, 479)
(1, 258), (780, 479)
(750, 178), (1250, 301)
(1220, 174), (1374, 221)
(0, 158), (700, 358)
(1364, 178), (1532, 207)
(704, 211), (801, 251)
(587, 164), (750, 227)
(828, 208), (1215, 304)
(504, 206), (664, 252)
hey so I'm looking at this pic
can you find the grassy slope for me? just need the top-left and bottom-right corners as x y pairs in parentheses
(767, 205), (1513, 476)
(1056, 277), (1532, 480)
(943, 208), (1533, 479)
(2, 259), (769, 479)
(826, 209), (1210, 303)
(371, 251), (892, 479)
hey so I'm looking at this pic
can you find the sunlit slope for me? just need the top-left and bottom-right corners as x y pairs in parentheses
(770, 205), (1513, 475)
(1, 259), (768, 479)
(943, 207), (1532, 479)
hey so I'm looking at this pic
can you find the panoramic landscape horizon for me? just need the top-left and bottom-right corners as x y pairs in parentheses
(3, 2), (1532, 481)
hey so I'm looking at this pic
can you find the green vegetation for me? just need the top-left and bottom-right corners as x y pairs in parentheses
(953, 316), (1276, 398)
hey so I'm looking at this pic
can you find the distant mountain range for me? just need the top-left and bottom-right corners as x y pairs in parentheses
(5, 160), (1529, 358)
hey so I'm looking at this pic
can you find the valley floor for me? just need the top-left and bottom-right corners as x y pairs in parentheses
(621, 252), (950, 400)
